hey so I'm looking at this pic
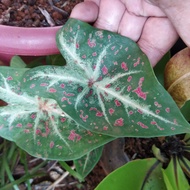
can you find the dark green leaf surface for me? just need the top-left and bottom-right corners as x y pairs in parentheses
(74, 146), (103, 178)
(95, 158), (166, 190)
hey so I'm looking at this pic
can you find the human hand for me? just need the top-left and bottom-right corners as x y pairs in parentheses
(70, 0), (179, 66)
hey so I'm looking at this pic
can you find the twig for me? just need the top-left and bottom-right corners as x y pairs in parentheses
(46, 166), (75, 190)
(48, 0), (69, 17)
(38, 7), (55, 27)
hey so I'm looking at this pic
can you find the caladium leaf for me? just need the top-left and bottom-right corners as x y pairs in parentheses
(52, 18), (190, 136)
(0, 66), (114, 160)
(1, 19), (190, 162)
(74, 146), (103, 179)
(21, 19), (190, 137)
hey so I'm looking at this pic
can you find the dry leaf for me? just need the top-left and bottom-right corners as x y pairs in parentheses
(165, 47), (190, 108)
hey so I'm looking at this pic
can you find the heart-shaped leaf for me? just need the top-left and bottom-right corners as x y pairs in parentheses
(0, 19), (190, 162)
(56, 19), (189, 136)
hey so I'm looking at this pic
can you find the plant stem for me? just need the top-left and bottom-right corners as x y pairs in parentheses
(19, 149), (31, 190)
(59, 161), (84, 182)
(4, 156), (19, 190)
(0, 140), (6, 186)
(1, 160), (48, 190)
(0, 172), (45, 190)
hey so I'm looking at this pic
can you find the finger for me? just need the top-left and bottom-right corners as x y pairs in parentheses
(70, 1), (99, 22)
(118, 11), (147, 41)
(122, 0), (165, 16)
(93, 0), (125, 32)
(159, 0), (190, 47)
(138, 17), (178, 67)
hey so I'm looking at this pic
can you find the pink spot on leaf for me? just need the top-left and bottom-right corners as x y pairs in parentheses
(60, 118), (66, 123)
(92, 52), (97, 56)
(27, 123), (33, 128)
(50, 141), (54, 148)
(111, 46), (115, 50)
(76, 43), (79, 49)
(109, 108), (115, 115)
(127, 76), (132, 82)
(103, 126), (108, 130)
(88, 39), (96, 47)
(89, 107), (103, 117)
(30, 84), (35, 89)
(80, 110), (88, 122)
(68, 130), (82, 142)
(133, 77), (147, 100)
(127, 85), (132, 92)
(138, 109), (143, 114)
(102, 66), (108, 75)
(49, 88), (56, 93)
(156, 109), (160, 114)
(96, 112), (103, 117)
(82, 55), (86, 59)
(154, 101), (162, 108)
(36, 129), (41, 135)
(165, 108), (170, 113)
(129, 111), (133, 115)
(17, 123), (22, 128)
(134, 57), (141, 67)
(115, 87), (120, 91)
(63, 91), (75, 97)
(121, 62), (128, 71)
(31, 114), (36, 119)
(137, 122), (148, 129)
(61, 97), (72, 104)
(114, 50), (119, 55)
(151, 121), (164, 130)
(114, 118), (124, 126)
(40, 83), (48, 87)
(24, 129), (30, 133)
(105, 84), (111, 88)
(60, 84), (65, 88)
(115, 99), (121, 106)
(7, 76), (13, 81)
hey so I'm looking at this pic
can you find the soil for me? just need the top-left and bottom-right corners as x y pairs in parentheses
(0, 0), (83, 27)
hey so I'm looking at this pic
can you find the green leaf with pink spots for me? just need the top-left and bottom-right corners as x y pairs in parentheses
(0, 66), (114, 160)
(21, 18), (190, 138)
(0, 18), (190, 162)
(54, 18), (189, 137)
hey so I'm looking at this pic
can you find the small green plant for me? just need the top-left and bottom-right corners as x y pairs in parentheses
(0, 18), (190, 188)
(95, 134), (190, 190)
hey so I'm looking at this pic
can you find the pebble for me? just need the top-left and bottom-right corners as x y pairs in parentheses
(0, 0), (83, 27)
